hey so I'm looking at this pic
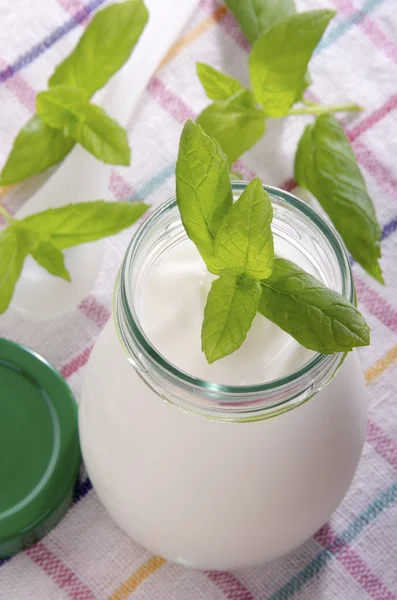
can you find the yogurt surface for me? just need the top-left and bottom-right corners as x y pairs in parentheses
(139, 237), (315, 385)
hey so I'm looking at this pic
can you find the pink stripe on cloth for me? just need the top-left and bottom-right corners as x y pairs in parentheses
(315, 524), (397, 600)
(0, 58), (35, 112)
(206, 571), (254, 600)
(109, 169), (136, 200)
(348, 93), (397, 142)
(60, 344), (93, 379)
(57, 0), (90, 24)
(367, 421), (397, 470)
(199, 0), (250, 52)
(79, 295), (110, 329)
(330, 0), (397, 67)
(281, 177), (296, 192)
(353, 140), (397, 203)
(25, 542), (96, 600)
(354, 276), (397, 335)
(147, 76), (195, 123)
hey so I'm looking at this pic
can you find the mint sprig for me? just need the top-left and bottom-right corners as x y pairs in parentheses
(0, 200), (148, 314)
(259, 258), (370, 353)
(225, 0), (296, 44)
(214, 177), (274, 280)
(202, 272), (261, 363)
(37, 86), (130, 166)
(0, 116), (75, 186)
(0, 0), (148, 185)
(176, 121), (370, 363)
(249, 10), (335, 118)
(176, 119), (232, 271)
(197, 88), (266, 165)
(49, 0), (148, 98)
(294, 114), (383, 283)
(195, 2), (381, 283)
(196, 63), (243, 101)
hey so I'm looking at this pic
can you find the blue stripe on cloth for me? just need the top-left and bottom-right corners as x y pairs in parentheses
(0, 0), (107, 84)
(271, 481), (397, 600)
(130, 162), (176, 201)
(316, 0), (386, 53)
(382, 215), (397, 240)
(72, 477), (93, 504)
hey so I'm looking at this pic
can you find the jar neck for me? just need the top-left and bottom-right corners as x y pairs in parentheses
(114, 184), (353, 422)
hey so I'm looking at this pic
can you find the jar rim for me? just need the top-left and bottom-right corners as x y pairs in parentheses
(118, 183), (353, 401)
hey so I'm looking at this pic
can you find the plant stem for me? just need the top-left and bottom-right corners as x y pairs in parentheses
(0, 204), (13, 224)
(287, 102), (364, 116)
(301, 98), (317, 106)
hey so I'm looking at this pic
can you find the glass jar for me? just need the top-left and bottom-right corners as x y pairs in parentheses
(79, 184), (368, 570)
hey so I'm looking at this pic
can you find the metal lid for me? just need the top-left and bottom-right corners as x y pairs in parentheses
(0, 338), (81, 558)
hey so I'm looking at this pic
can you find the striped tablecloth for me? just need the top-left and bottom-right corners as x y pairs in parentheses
(1, 0), (397, 598)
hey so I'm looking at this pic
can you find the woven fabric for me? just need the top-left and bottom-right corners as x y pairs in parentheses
(1, 0), (397, 598)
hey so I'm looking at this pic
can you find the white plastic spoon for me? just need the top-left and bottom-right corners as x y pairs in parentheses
(10, 0), (199, 320)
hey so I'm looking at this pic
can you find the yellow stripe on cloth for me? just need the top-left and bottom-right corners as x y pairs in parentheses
(108, 556), (166, 600)
(157, 5), (228, 71)
(0, 185), (12, 199)
(365, 342), (397, 385)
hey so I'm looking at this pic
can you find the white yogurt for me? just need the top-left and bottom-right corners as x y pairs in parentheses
(139, 238), (315, 385)
(79, 190), (368, 570)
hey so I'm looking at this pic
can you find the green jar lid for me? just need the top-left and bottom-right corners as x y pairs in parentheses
(0, 338), (81, 558)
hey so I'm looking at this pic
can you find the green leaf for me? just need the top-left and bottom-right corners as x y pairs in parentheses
(30, 240), (71, 282)
(176, 120), (232, 266)
(0, 116), (74, 185)
(18, 200), (148, 249)
(37, 86), (130, 166)
(49, 0), (149, 99)
(294, 70), (312, 102)
(294, 114), (383, 283)
(225, 0), (296, 44)
(196, 89), (266, 164)
(196, 63), (243, 100)
(0, 226), (34, 314)
(258, 257), (370, 353)
(248, 10), (335, 117)
(214, 178), (274, 279)
(229, 171), (243, 180)
(202, 272), (261, 363)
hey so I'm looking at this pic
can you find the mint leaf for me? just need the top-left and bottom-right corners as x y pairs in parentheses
(225, 0), (296, 44)
(176, 120), (232, 266)
(196, 89), (265, 164)
(229, 171), (243, 180)
(258, 257), (370, 353)
(30, 239), (71, 282)
(37, 86), (130, 166)
(294, 114), (383, 283)
(294, 70), (312, 102)
(196, 63), (243, 100)
(19, 200), (148, 249)
(249, 10), (335, 117)
(202, 272), (261, 363)
(0, 116), (74, 185)
(214, 178), (274, 279)
(0, 200), (147, 313)
(49, 0), (148, 99)
(0, 226), (34, 313)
